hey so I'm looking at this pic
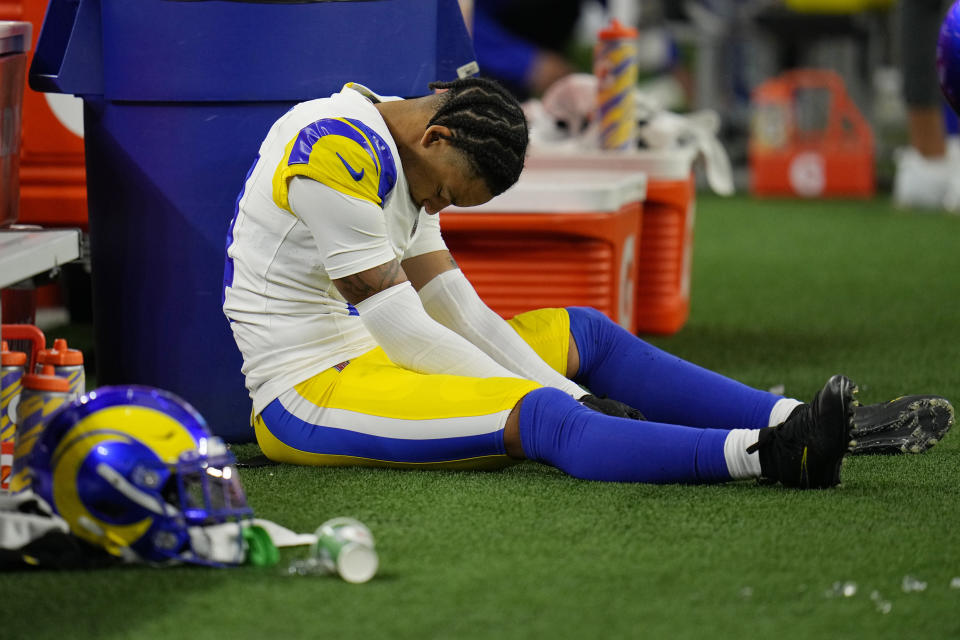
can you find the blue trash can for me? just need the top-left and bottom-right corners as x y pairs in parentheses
(29, 0), (477, 441)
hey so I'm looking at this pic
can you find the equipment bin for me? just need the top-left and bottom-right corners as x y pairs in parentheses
(443, 169), (645, 332)
(526, 149), (698, 334)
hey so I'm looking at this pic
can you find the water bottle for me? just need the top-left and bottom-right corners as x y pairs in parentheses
(10, 365), (71, 493)
(594, 18), (638, 150)
(36, 338), (85, 399)
(1, 341), (27, 491)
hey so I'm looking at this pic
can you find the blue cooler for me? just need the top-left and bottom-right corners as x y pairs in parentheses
(29, 0), (476, 440)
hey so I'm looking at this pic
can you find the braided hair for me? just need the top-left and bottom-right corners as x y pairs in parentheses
(427, 77), (528, 196)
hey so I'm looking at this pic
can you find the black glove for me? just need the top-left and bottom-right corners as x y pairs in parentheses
(579, 394), (646, 420)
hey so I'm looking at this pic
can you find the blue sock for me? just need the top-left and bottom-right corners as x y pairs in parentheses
(518, 387), (731, 483)
(567, 307), (779, 430)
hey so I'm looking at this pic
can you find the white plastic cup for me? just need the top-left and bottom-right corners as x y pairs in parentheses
(312, 517), (378, 584)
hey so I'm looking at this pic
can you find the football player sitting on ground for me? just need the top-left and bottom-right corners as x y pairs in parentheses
(222, 77), (953, 489)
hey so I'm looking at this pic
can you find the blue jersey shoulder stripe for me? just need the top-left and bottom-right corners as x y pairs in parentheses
(285, 118), (397, 206)
(288, 119), (377, 169)
(342, 118), (397, 204)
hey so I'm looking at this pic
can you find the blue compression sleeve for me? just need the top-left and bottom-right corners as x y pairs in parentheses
(568, 307), (779, 430)
(518, 387), (731, 484)
(471, 8), (537, 88)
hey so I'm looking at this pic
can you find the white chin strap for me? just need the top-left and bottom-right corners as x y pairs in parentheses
(187, 520), (317, 566)
(187, 523), (247, 565)
(252, 518), (317, 546)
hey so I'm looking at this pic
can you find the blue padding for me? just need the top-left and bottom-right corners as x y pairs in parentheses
(82, 100), (287, 442)
(223, 156), (259, 306)
(260, 399), (506, 463)
(33, 0), (476, 100)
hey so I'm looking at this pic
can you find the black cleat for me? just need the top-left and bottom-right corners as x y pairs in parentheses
(747, 375), (858, 489)
(850, 396), (953, 455)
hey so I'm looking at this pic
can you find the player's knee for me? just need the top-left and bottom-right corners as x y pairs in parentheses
(566, 306), (620, 379)
(567, 306), (611, 330)
(566, 306), (619, 354)
(511, 386), (600, 478)
(503, 394), (529, 459)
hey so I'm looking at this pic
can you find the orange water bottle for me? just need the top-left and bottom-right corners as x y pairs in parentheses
(37, 338), (85, 399)
(594, 18), (638, 150)
(1, 341), (27, 491)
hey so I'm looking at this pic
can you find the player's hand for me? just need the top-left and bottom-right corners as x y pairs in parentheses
(579, 394), (646, 420)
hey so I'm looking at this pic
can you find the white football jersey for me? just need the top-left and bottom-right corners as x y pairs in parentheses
(223, 84), (446, 413)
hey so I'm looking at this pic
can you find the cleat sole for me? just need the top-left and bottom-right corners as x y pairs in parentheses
(850, 396), (953, 455)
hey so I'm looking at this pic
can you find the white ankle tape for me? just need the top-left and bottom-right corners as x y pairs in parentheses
(768, 398), (804, 427)
(724, 429), (762, 479)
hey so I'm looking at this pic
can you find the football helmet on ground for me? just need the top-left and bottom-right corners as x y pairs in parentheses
(28, 386), (254, 565)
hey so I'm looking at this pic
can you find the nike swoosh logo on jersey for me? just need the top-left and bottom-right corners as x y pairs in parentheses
(336, 153), (365, 181)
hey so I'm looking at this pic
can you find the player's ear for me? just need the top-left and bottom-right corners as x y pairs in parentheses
(420, 125), (453, 148)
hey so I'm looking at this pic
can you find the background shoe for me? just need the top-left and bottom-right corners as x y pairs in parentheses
(892, 147), (954, 211)
(851, 396), (954, 455)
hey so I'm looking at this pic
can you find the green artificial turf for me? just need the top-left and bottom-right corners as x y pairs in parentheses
(4, 194), (960, 640)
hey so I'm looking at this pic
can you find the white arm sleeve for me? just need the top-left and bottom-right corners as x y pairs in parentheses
(404, 208), (448, 260)
(418, 269), (585, 398)
(288, 176), (395, 279)
(355, 282), (524, 380)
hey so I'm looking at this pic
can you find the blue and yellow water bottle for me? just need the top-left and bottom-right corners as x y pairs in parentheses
(594, 18), (638, 150)
(1, 341), (27, 491)
(37, 338), (85, 399)
(10, 365), (72, 493)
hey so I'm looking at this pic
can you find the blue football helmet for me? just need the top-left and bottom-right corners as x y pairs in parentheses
(29, 386), (254, 565)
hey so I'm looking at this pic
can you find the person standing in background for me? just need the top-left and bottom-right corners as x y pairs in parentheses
(465, 0), (588, 100)
(893, 0), (960, 211)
